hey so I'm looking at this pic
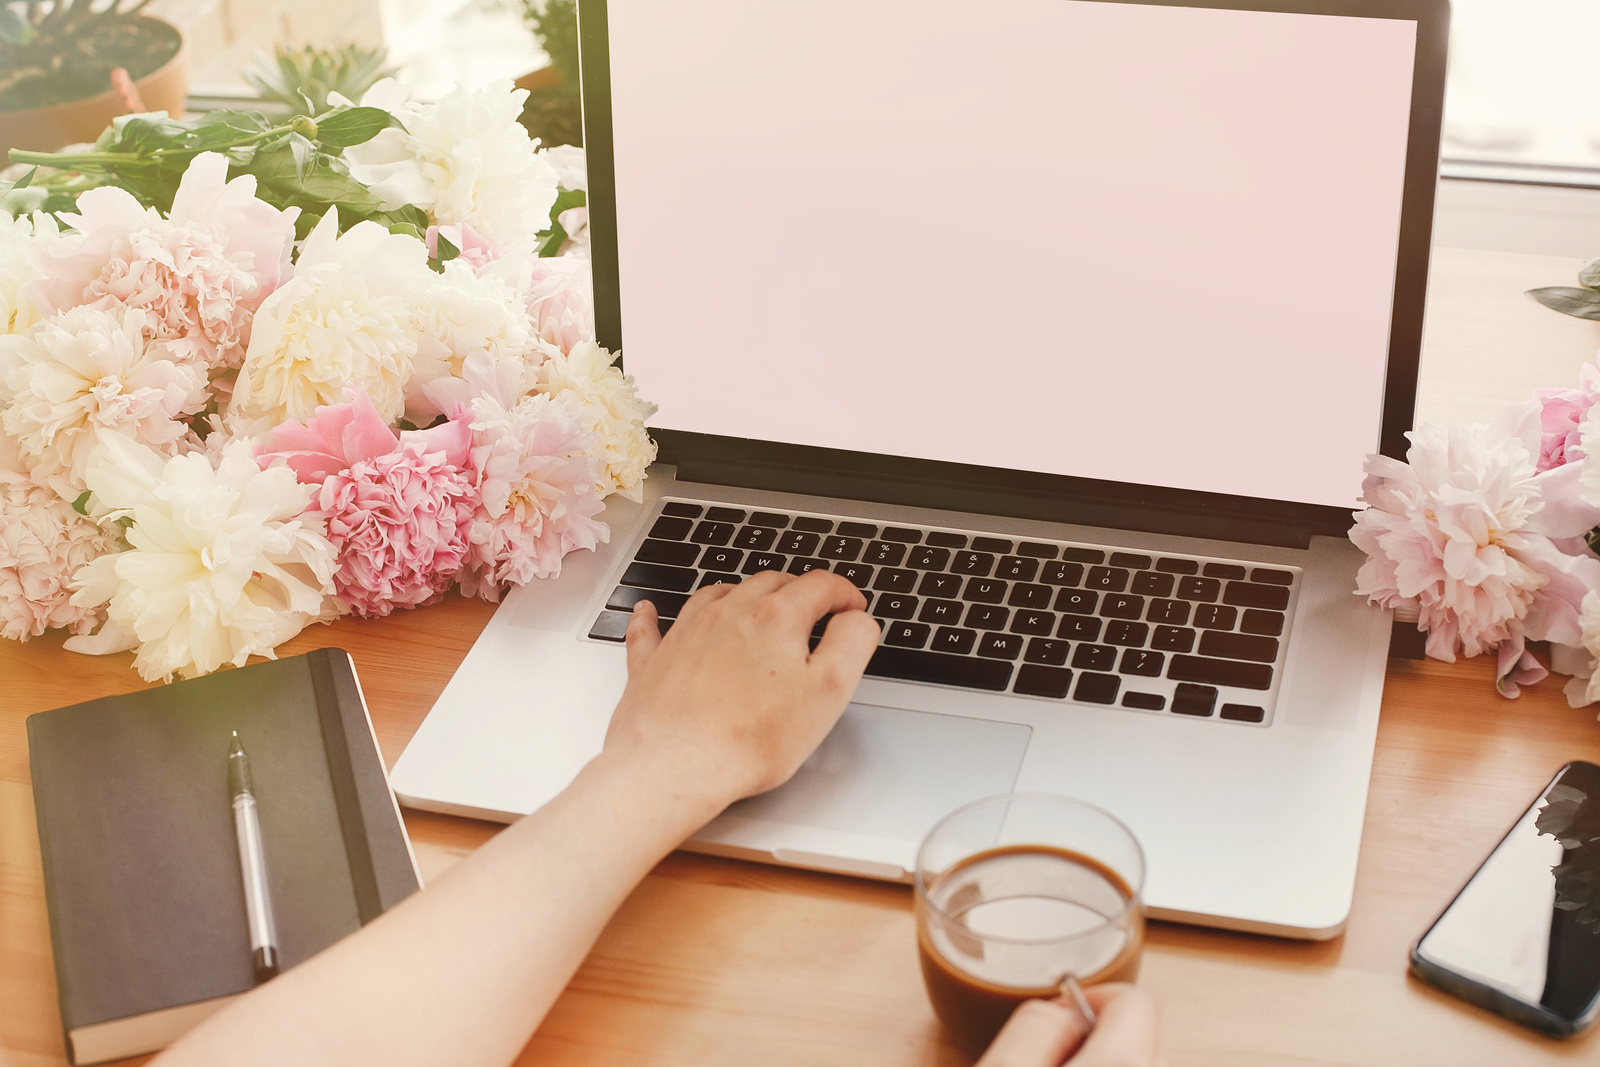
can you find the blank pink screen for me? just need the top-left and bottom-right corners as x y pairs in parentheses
(605, 0), (1417, 508)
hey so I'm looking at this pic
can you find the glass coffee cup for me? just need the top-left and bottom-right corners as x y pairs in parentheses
(914, 793), (1146, 1056)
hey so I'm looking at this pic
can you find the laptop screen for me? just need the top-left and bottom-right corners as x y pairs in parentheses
(601, 0), (1419, 511)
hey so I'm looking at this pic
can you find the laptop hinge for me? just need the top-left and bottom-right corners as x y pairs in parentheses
(674, 457), (1317, 551)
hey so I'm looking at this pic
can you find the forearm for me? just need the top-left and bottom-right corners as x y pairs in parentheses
(154, 749), (725, 1067)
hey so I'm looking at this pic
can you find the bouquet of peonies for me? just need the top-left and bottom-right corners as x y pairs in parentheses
(1350, 355), (1600, 710)
(0, 81), (656, 682)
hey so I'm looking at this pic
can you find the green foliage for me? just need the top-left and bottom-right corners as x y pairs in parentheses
(536, 187), (584, 256)
(0, 0), (181, 110)
(1528, 255), (1600, 321)
(241, 42), (397, 118)
(514, 0), (581, 147)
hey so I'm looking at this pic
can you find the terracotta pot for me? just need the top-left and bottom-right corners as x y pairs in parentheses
(515, 64), (562, 93)
(0, 21), (189, 155)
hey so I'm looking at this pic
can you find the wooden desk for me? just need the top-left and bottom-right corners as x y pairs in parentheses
(6, 248), (1600, 1067)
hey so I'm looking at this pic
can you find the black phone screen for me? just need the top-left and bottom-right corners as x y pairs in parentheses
(1414, 761), (1600, 1032)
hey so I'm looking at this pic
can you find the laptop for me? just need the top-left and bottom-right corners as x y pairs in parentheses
(390, 0), (1449, 939)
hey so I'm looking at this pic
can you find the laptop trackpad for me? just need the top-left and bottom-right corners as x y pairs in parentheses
(723, 703), (1031, 844)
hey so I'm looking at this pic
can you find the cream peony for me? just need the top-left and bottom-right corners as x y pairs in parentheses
(404, 258), (535, 422)
(1555, 592), (1600, 711)
(534, 340), (657, 502)
(1, 305), (207, 500)
(66, 432), (339, 681)
(231, 212), (432, 427)
(0, 435), (115, 640)
(483, 250), (594, 355)
(1, 211), (53, 336)
(345, 80), (560, 249)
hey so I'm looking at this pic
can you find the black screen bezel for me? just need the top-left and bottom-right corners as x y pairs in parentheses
(576, 0), (1449, 544)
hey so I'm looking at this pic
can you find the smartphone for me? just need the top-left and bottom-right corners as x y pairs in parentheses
(1410, 761), (1600, 1037)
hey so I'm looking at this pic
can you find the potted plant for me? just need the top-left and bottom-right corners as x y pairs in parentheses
(0, 0), (188, 154)
(515, 0), (581, 147)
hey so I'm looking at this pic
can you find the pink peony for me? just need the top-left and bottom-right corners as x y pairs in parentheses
(27, 152), (297, 369)
(485, 251), (593, 354)
(0, 436), (115, 640)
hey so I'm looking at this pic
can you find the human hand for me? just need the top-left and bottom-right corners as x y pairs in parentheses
(975, 984), (1161, 1067)
(603, 569), (880, 811)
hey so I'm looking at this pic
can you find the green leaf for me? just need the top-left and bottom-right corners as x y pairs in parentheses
(436, 231), (460, 263)
(312, 106), (401, 148)
(1529, 286), (1600, 321)
(536, 221), (568, 257)
(11, 166), (37, 190)
(71, 492), (91, 516)
(548, 187), (585, 223)
(288, 132), (316, 182)
(1580, 256), (1600, 290)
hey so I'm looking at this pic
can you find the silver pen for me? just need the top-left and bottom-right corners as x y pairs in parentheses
(228, 731), (280, 982)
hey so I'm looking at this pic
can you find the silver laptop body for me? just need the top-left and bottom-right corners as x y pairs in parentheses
(391, 0), (1449, 939)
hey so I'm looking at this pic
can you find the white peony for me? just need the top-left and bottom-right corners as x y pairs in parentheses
(346, 80), (560, 249)
(65, 432), (339, 681)
(534, 340), (657, 502)
(1, 210), (53, 336)
(483, 250), (594, 354)
(404, 258), (535, 422)
(232, 212), (433, 427)
(1, 305), (207, 501)
(1555, 592), (1600, 713)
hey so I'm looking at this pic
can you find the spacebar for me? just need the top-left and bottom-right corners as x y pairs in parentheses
(865, 647), (1013, 691)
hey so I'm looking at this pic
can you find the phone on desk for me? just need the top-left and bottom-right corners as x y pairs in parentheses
(1410, 761), (1600, 1037)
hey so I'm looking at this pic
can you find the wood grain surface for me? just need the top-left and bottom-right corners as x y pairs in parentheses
(5, 248), (1600, 1067)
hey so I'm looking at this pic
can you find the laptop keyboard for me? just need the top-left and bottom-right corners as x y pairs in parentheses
(587, 500), (1299, 725)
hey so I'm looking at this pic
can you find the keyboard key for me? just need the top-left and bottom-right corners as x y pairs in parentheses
(1118, 648), (1164, 676)
(972, 536), (1013, 553)
(749, 511), (790, 528)
(908, 546), (951, 570)
(865, 541), (907, 566)
(1241, 609), (1285, 637)
(1122, 692), (1166, 711)
(1193, 605), (1237, 630)
(705, 507), (746, 523)
(1130, 571), (1174, 597)
(1058, 616), (1103, 641)
(1024, 638), (1072, 666)
(1220, 703), (1267, 723)
(776, 530), (821, 555)
(741, 552), (787, 575)
(926, 531), (967, 548)
(1102, 594), (1144, 620)
(965, 604), (1009, 630)
(635, 539), (701, 566)
(697, 572), (740, 588)
(1177, 576), (1221, 601)
(661, 501), (703, 518)
(838, 521), (878, 538)
(1168, 655), (1273, 690)
(919, 573), (964, 598)
(931, 627), (978, 655)
(1151, 626), (1196, 653)
(1014, 664), (1073, 698)
(866, 645), (1011, 690)
(1018, 541), (1059, 559)
(1146, 598), (1190, 625)
(691, 521), (737, 546)
(649, 516), (694, 540)
(885, 621), (931, 648)
(1251, 568), (1294, 586)
(835, 562), (875, 587)
(819, 536), (865, 560)
(874, 567), (918, 593)
(1086, 567), (1129, 592)
(1104, 621), (1148, 647)
(1172, 683), (1218, 716)
(979, 633), (1024, 660)
(606, 585), (690, 618)
(1224, 582), (1291, 610)
(952, 552), (995, 576)
(1110, 552), (1152, 570)
(882, 526), (922, 543)
(1199, 631), (1280, 663)
(1156, 557), (1199, 574)
(1056, 589), (1099, 615)
(733, 526), (778, 551)
(995, 556), (1039, 582)
(1203, 563), (1246, 580)
(875, 594), (919, 620)
(1072, 644), (1117, 671)
(920, 599), (964, 625)
(1008, 583), (1053, 609)
(590, 609), (645, 641)
(1040, 561), (1085, 586)
(787, 556), (830, 575)
(1010, 610), (1056, 636)
(964, 577), (1008, 604)
(620, 561), (697, 592)
(1074, 673), (1120, 704)
(793, 516), (833, 533)
(700, 547), (744, 572)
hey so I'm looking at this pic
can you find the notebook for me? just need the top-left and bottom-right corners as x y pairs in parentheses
(390, 0), (1449, 938)
(27, 648), (420, 1065)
